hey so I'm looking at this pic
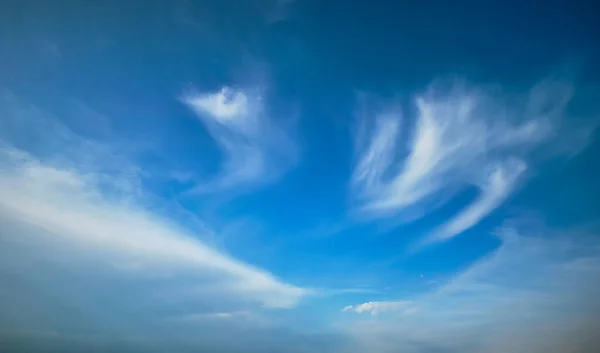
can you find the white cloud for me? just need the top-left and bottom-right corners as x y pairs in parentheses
(0, 92), (328, 352)
(0, 145), (306, 309)
(431, 158), (526, 242)
(182, 86), (297, 192)
(352, 80), (573, 243)
(343, 300), (412, 315)
(188, 87), (249, 122)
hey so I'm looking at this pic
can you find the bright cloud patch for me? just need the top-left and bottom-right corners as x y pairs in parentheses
(352, 80), (573, 243)
(343, 300), (412, 315)
(189, 87), (249, 121)
(182, 86), (297, 192)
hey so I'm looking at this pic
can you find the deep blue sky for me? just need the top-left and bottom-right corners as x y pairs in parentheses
(1, 1), (599, 352)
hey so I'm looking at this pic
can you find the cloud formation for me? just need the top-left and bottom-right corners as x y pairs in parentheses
(352, 80), (575, 243)
(0, 90), (327, 352)
(342, 300), (412, 315)
(182, 86), (297, 192)
(0, 145), (305, 309)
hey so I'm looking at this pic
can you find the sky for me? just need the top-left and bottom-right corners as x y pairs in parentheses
(1, 1), (600, 352)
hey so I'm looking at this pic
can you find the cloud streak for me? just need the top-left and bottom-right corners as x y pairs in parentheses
(0, 91), (326, 353)
(182, 86), (297, 192)
(0, 145), (306, 309)
(352, 80), (574, 244)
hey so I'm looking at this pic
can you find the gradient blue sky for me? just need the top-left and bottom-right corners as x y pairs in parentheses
(1, 1), (600, 352)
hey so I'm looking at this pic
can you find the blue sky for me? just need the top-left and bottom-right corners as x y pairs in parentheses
(1, 1), (600, 352)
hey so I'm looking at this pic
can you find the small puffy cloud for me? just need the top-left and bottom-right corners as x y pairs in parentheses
(343, 300), (412, 315)
(352, 79), (579, 244)
(188, 87), (249, 121)
(182, 86), (297, 192)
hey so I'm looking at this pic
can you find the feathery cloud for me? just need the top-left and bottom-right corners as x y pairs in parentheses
(182, 86), (297, 192)
(0, 91), (319, 352)
(352, 80), (574, 244)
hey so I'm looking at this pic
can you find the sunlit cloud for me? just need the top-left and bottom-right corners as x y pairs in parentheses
(182, 86), (297, 192)
(342, 300), (412, 315)
(352, 80), (575, 244)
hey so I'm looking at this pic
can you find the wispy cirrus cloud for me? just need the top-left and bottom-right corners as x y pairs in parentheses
(0, 90), (305, 310)
(0, 90), (334, 353)
(352, 79), (579, 244)
(182, 86), (297, 192)
(0, 145), (306, 309)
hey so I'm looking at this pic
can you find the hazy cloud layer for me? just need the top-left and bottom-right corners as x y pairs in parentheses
(0, 145), (306, 309)
(343, 224), (600, 353)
